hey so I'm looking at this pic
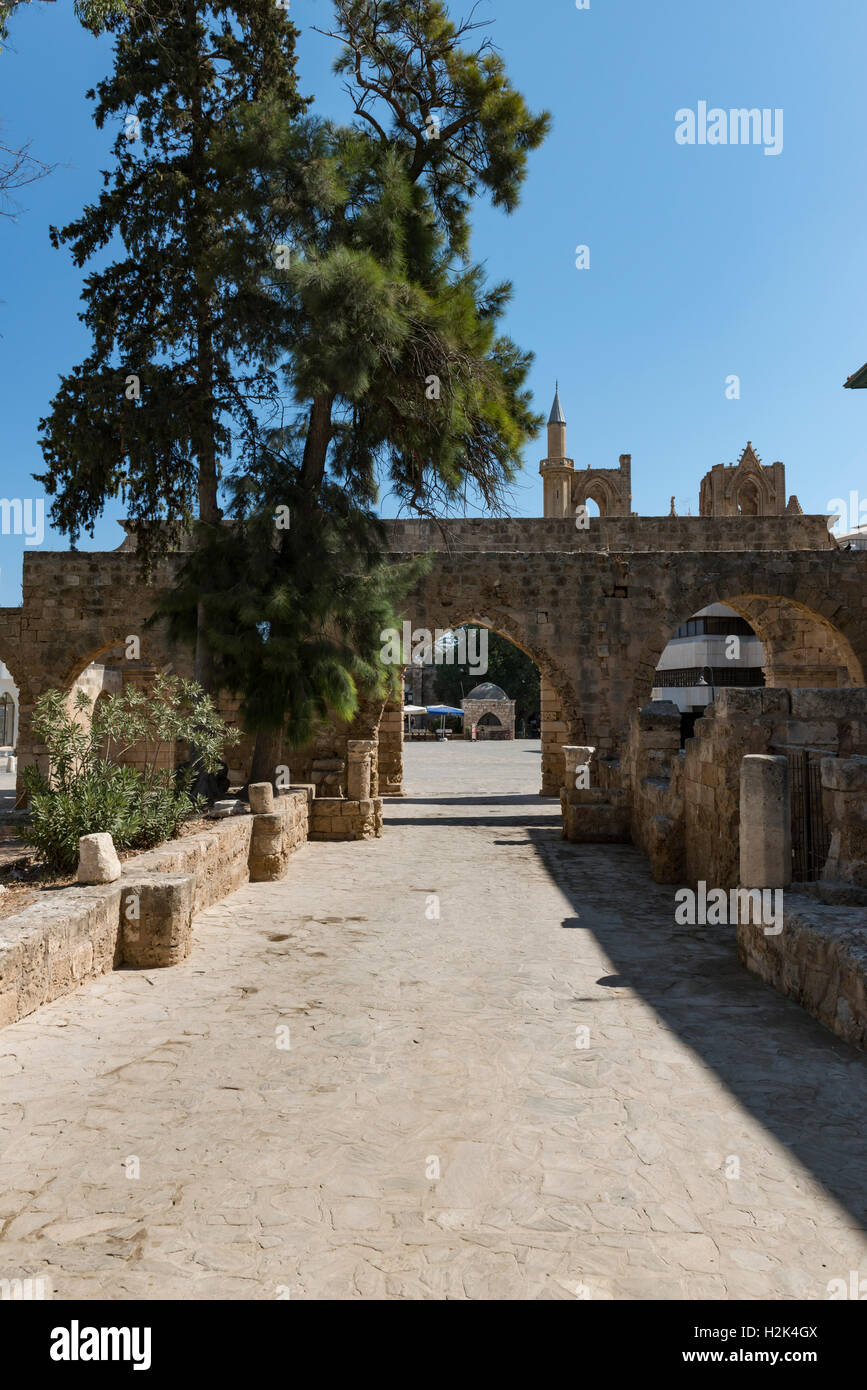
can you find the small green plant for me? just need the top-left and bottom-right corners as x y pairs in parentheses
(21, 675), (239, 873)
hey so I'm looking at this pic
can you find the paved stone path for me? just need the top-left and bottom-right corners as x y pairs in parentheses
(0, 742), (865, 1300)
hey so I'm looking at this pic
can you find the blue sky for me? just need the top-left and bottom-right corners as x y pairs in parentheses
(2, 0), (867, 606)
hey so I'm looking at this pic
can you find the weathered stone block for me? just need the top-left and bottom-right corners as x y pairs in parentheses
(822, 754), (867, 793)
(739, 755), (792, 889)
(77, 832), (121, 884)
(248, 782), (274, 813)
(738, 893), (867, 1049)
(121, 873), (195, 968)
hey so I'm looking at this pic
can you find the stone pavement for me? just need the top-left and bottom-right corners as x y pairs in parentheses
(0, 741), (865, 1300)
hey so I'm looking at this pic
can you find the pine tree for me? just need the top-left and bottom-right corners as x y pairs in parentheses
(158, 466), (427, 784)
(160, 0), (550, 781)
(38, 0), (550, 786)
(35, 0), (306, 684)
(289, 0), (551, 509)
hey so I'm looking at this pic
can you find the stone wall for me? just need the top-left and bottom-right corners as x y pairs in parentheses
(733, 754), (867, 1050)
(309, 797), (383, 841)
(540, 676), (569, 797)
(620, 702), (685, 881)
(0, 788), (309, 1029)
(563, 690), (867, 890)
(822, 755), (867, 888)
(738, 889), (867, 1050)
(378, 703), (404, 796)
(560, 745), (630, 844)
(287, 697), (386, 798)
(2, 515), (866, 802)
(384, 514), (835, 555)
(682, 690), (867, 889)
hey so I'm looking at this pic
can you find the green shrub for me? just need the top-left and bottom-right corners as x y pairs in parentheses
(23, 763), (142, 874)
(21, 675), (238, 873)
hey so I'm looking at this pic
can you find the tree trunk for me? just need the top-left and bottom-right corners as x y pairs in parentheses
(249, 726), (285, 789)
(299, 392), (335, 490)
(188, 4), (221, 694)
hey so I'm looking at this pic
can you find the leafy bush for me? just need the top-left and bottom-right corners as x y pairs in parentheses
(21, 675), (239, 873)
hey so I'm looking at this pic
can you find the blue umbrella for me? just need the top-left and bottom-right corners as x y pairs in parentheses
(426, 705), (465, 736)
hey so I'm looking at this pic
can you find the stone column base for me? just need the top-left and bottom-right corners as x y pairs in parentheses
(121, 872), (195, 968)
(309, 797), (383, 841)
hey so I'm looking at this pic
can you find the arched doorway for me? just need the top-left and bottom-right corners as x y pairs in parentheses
(399, 623), (548, 803)
(651, 603), (766, 744)
(633, 588), (866, 721)
(0, 691), (15, 747)
(0, 660), (19, 810)
(477, 712), (503, 730)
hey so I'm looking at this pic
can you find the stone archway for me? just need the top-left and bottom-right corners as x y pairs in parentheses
(383, 600), (573, 796)
(632, 586), (867, 718)
(2, 513), (866, 805)
(736, 480), (761, 515)
(429, 617), (570, 797)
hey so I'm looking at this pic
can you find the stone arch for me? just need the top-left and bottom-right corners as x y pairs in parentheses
(403, 604), (576, 796)
(735, 479), (761, 515)
(632, 584), (866, 715)
(60, 631), (184, 695)
(573, 473), (619, 518)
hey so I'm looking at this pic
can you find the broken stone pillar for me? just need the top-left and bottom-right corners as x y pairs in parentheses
(346, 740), (375, 802)
(77, 833), (122, 884)
(739, 755), (791, 888)
(121, 873), (195, 968)
(561, 744), (629, 843)
(635, 701), (681, 779)
(249, 810), (287, 883)
(248, 782), (274, 814)
(821, 755), (867, 887)
(563, 745), (595, 791)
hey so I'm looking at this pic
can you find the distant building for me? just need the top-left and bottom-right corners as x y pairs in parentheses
(652, 603), (765, 717)
(835, 523), (867, 551)
(0, 661), (18, 749)
(698, 442), (802, 517)
(539, 383), (633, 517)
(843, 361), (867, 390)
(462, 683), (516, 739)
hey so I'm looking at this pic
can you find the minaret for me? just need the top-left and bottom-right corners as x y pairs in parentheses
(548, 381), (567, 459)
(540, 381), (574, 517)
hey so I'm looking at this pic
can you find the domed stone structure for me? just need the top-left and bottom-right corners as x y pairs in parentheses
(462, 682), (516, 739)
(465, 682), (507, 701)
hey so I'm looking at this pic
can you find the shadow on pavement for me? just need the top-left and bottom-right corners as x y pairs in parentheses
(527, 831), (867, 1231)
(386, 815), (561, 828)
